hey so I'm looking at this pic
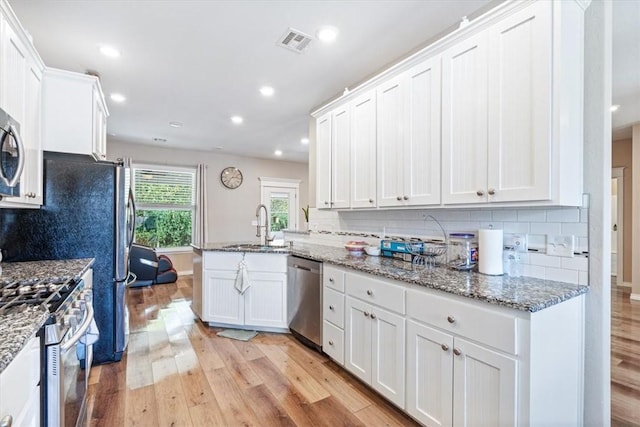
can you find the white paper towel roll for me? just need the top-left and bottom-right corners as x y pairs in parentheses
(479, 229), (503, 275)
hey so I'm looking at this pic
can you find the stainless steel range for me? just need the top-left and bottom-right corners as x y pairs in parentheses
(0, 271), (94, 427)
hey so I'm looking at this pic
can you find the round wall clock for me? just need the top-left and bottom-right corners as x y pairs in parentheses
(220, 167), (243, 189)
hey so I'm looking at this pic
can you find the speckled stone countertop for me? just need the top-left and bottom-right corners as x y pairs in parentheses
(0, 258), (94, 374)
(195, 242), (588, 313)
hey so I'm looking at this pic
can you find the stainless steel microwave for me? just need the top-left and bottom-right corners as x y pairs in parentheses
(0, 107), (25, 199)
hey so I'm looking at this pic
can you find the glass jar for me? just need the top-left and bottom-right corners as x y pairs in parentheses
(448, 233), (478, 270)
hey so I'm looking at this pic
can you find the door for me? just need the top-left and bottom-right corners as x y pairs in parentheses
(244, 272), (287, 328)
(261, 184), (298, 239)
(407, 320), (454, 427)
(442, 31), (489, 205)
(377, 76), (405, 207)
(345, 296), (372, 384)
(332, 106), (350, 209)
(487, 1), (552, 203)
(404, 56), (442, 206)
(204, 270), (243, 324)
(452, 338), (518, 427)
(21, 60), (43, 205)
(350, 90), (377, 208)
(316, 113), (332, 209)
(370, 306), (406, 407)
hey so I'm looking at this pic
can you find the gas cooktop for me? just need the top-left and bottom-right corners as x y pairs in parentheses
(0, 276), (80, 315)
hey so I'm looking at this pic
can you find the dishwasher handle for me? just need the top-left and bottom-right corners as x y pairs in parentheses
(291, 263), (320, 274)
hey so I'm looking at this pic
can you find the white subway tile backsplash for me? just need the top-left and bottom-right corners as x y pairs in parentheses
(480, 221), (503, 230)
(428, 210), (471, 221)
(527, 235), (546, 249)
(545, 267), (579, 284)
(561, 257), (589, 271)
(546, 208), (581, 223)
(576, 237), (589, 252)
(579, 271), (589, 285)
(561, 222), (588, 237)
(468, 210), (493, 221)
(517, 209), (546, 222)
(523, 264), (546, 280)
(492, 210), (518, 222)
(503, 222), (530, 234)
(530, 222), (562, 235)
(529, 253), (562, 268)
(580, 208), (589, 223)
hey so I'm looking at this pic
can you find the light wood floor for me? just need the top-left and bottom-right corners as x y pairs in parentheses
(612, 285), (640, 426)
(83, 275), (419, 427)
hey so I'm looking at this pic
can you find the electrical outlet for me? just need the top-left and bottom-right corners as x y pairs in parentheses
(546, 235), (575, 257)
(504, 233), (528, 252)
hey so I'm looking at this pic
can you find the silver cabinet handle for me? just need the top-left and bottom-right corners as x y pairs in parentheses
(366, 289), (373, 296)
(447, 315), (455, 324)
(370, 313), (376, 319)
(328, 340), (334, 346)
(329, 277), (334, 283)
(488, 188), (496, 195)
(441, 343), (449, 351)
(396, 196), (402, 201)
(324, 201), (329, 205)
(329, 305), (334, 311)
(369, 198), (374, 203)
(403, 195), (408, 200)
(364, 311), (370, 318)
(453, 348), (462, 356)
(1, 415), (13, 427)
(476, 190), (484, 196)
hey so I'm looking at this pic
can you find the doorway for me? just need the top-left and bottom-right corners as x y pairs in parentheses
(611, 168), (624, 286)
(259, 177), (301, 244)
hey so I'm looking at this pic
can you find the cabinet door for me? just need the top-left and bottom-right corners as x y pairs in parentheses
(0, 336), (40, 427)
(0, 19), (26, 123)
(487, 1), (552, 203)
(404, 56), (442, 206)
(370, 305), (406, 408)
(345, 296), (372, 384)
(407, 320), (454, 427)
(21, 60), (43, 205)
(452, 338), (517, 427)
(376, 76), (405, 207)
(244, 272), (287, 328)
(92, 87), (108, 160)
(350, 90), (376, 208)
(442, 31), (489, 205)
(203, 270), (243, 324)
(331, 106), (350, 209)
(315, 112), (332, 209)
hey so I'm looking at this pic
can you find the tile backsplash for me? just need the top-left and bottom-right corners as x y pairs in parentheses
(296, 206), (589, 286)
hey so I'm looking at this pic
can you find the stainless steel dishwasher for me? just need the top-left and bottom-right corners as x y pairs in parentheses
(287, 255), (323, 350)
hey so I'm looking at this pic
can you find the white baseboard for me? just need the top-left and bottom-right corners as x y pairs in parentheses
(178, 270), (193, 276)
(630, 293), (640, 301)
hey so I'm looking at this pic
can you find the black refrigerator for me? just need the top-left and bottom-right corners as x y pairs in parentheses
(0, 151), (134, 364)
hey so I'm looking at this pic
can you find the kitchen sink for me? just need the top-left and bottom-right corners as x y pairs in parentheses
(223, 243), (288, 250)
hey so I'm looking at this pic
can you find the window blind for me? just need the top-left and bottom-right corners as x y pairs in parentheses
(133, 168), (195, 207)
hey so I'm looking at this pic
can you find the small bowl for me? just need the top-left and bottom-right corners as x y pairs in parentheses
(345, 241), (367, 256)
(364, 246), (381, 256)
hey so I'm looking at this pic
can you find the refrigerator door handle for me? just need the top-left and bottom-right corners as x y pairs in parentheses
(127, 188), (136, 250)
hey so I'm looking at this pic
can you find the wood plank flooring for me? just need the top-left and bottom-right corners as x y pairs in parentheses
(83, 276), (418, 427)
(612, 285), (640, 427)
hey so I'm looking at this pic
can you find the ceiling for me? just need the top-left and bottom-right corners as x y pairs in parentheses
(9, 1), (640, 160)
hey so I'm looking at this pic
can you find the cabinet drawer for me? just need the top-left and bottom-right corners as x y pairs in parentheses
(323, 287), (345, 329)
(407, 289), (518, 354)
(324, 265), (345, 292)
(323, 321), (344, 365)
(203, 252), (244, 270)
(346, 272), (405, 314)
(245, 253), (287, 273)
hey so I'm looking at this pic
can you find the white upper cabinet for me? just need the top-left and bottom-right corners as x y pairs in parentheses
(0, 1), (44, 208)
(331, 105), (351, 209)
(377, 76), (405, 207)
(315, 112), (332, 209)
(441, 31), (489, 205)
(350, 90), (376, 208)
(42, 68), (109, 160)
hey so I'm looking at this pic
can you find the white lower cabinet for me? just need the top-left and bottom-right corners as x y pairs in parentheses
(407, 320), (517, 426)
(0, 335), (40, 427)
(196, 251), (288, 330)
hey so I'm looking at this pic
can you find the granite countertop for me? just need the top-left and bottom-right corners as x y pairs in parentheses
(0, 258), (94, 374)
(197, 242), (588, 313)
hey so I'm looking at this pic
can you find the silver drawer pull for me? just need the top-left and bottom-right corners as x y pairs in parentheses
(329, 277), (334, 283)
(366, 289), (373, 296)
(329, 305), (334, 311)
(1, 415), (13, 427)
(447, 315), (455, 324)
(328, 340), (334, 346)
(453, 348), (462, 356)
(441, 344), (449, 351)
(364, 311), (370, 318)
(370, 313), (376, 320)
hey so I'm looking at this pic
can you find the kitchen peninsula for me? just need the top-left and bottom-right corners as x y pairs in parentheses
(193, 242), (588, 425)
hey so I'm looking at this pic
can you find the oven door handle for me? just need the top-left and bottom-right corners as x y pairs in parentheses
(60, 302), (95, 353)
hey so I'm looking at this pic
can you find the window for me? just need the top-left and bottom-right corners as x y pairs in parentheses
(131, 164), (196, 249)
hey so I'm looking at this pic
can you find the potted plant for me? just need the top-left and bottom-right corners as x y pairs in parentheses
(301, 205), (309, 231)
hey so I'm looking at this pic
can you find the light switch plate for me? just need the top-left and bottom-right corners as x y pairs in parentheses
(546, 235), (575, 257)
(504, 233), (528, 252)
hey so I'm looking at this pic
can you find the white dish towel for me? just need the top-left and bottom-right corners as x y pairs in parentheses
(234, 259), (251, 294)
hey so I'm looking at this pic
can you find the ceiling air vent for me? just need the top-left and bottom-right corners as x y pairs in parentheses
(278, 28), (312, 54)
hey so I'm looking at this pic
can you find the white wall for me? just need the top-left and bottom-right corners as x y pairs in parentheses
(108, 140), (309, 243)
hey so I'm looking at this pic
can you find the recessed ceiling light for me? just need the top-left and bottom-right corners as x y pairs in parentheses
(610, 104), (620, 112)
(152, 137), (167, 142)
(301, 137), (309, 144)
(169, 121), (183, 128)
(317, 26), (339, 43)
(110, 93), (126, 103)
(231, 115), (243, 124)
(259, 86), (275, 97)
(99, 45), (120, 58)
(274, 150), (283, 156)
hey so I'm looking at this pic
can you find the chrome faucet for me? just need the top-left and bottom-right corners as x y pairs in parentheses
(255, 204), (274, 246)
